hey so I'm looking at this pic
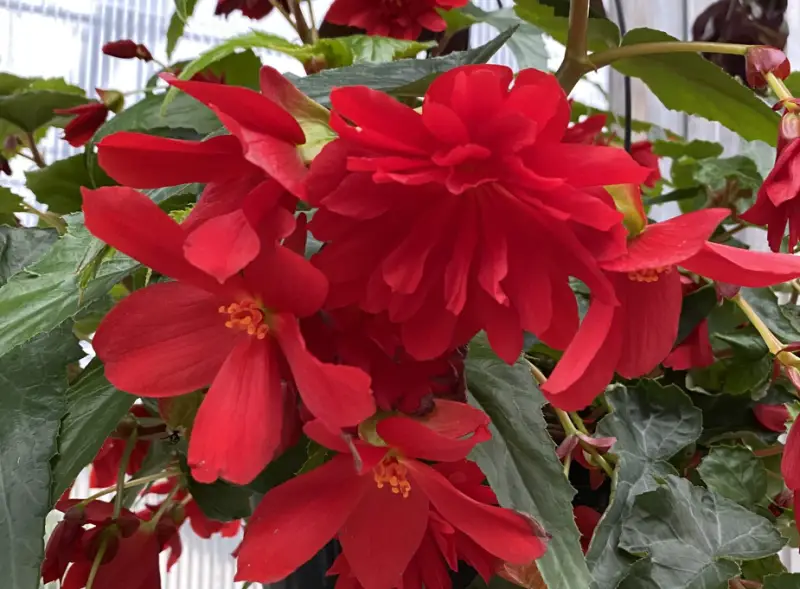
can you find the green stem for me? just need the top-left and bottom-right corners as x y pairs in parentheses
(113, 430), (138, 518)
(305, 0), (319, 43)
(286, 0), (312, 44)
(80, 469), (179, 505)
(588, 41), (750, 71)
(86, 538), (108, 589)
(569, 412), (591, 435)
(20, 202), (66, 234)
(733, 293), (800, 368)
(24, 132), (45, 168)
(145, 486), (180, 530)
(266, 0), (300, 35)
(556, 0), (591, 92)
(714, 221), (748, 243)
(766, 71), (794, 102)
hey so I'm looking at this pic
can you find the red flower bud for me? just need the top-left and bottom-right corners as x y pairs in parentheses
(746, 46), (790, 89)
(102, 40), (153, 62)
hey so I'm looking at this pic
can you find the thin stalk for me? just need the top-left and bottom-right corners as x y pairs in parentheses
(20, 202), (66, 234)
(146, 486), (180, 529)
(733, 293), (800, 368)
(86, 539), (108, 589)
(80, 469), (179, 505)
(24, 132), (45, 168)
(588, 41), (750, 71)
(306, 0), (319, 43)
(556, 0), (591, 92)
(286, 0), (312, 44)
(113, 430), (138, 518)
(266, 0), (300, 35)
(766, 71), (794, 103)
(714, 221), (748, 243)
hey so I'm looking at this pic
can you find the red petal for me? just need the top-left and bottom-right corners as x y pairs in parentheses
(97, 133), (253, 187)
(542, 302), (622, 411)
(340, 484), (429, 589)
(275, 315), (375, 427)
(184, 209), (261, 284)
(782, 421), (800, 490)
(683, 242), (800, 286)
(94, 282), (237, 396)
(753, 404), (789, 433)
(236, 455), (368, 584)
(528, 143), (651, 187)
(613, 270), (683, 378)
(377, 414), (490, 463)
(601, 209), (730, 272)
(243, 245), (328, 318)
(663, 319), (715, 370)
(406, 461), (547, 564)
(189, 337), (285, 485)
(82, 186), (219, 290)
(507, 68), (570, 143)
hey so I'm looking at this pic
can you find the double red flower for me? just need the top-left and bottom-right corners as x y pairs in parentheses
(326, 0), (468, 40)
(82, 186), (374, 484)
(237, 400), (546, 589)
(308, 64), (649, 367)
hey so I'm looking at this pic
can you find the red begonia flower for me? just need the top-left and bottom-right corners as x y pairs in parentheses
(215, 0), (284, 19)
(82, 186), (374, 484)
(740, 127), (800, 252)
(55, 93), (110, 147)
(745, 46), (791, 89)
(544, 202), (800, 410)
(307, 65), (650, 366)
(236, 401), (545, 588)
(754, 403), (789, 433)
(325, 0), (468, 40)
(574, 506), (602, 554)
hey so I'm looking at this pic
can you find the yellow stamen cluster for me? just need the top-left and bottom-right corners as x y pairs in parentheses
(373, 457), (411, 499)
(627, 266), (672, 283)
(219, 300), (268, 339)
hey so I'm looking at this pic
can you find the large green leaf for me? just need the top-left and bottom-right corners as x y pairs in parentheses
(291, 29), (514, 106)
(0, 91), (87, 133)
(697, 446), (767, 508)
(0, 227), (57, 286)
(26, 154), (116, 215)
(466, 335), (591, 589)
(515, 0), (620, 51)
(0, 323), (83, 589)
(740, 288), (800, 343)
(611, 29), (779, 146)
(765, 573), (800, 588)
(587, 382), (703, 589)
(618, 476), (785, 588)
(0, 219), (138, 357)
(0, 186), (24, 227)
(50, 360), (136, 499)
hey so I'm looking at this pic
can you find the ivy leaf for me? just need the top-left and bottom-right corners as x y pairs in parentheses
(764, 573), (800, 588)
(611, 29), (779, 146)
(50, 360), (136, 499)
(0, 219), (138, 357)
(292, 29), (514, 106)
(0, 226), (57, 286)
(515, 0), (620, 51)
(0, 323), (83, 589)
(166, 0), (199, 58)
(618, 476), (785, 588)
(587, 381), (703, 589)
(466, 334), (591, 589)
(698, 446), (768, 508)
(25, 154), (116, 215)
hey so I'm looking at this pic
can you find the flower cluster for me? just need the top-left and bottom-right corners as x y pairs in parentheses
(73, 61), (800, 588)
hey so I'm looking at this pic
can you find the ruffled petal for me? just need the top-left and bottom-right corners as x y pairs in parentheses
(275, 315), (375, 427)
(526, 143), (651, 187)
(82, 186), (219, 290)
(97, 133), (254, 187)
(183, 209), (261, 284)
(188, 337), (285, 485)
(683, 241), (800, 286)
(406, 461), (547, 564)
(507, 68), (570, 143)
(94, 282), (237, 396)
(236, 455), (368, 584)
(339, 485), (429, 589)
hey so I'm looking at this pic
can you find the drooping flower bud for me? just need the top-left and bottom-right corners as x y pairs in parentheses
(102, 40), (153, 62)
(745, 46), (791, 89)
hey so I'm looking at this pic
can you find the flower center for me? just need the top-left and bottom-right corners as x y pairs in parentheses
(218, 300), (268, 339)
(373, 456), (411, 499)
(627, 266), (672, 283)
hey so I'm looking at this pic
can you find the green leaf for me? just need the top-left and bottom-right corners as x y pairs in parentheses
(652, 139), (724, 160)
(741, 288), (800, 343)
(0, 73), (31, 96)
(675, 284), (718, 345)
(0, 186), (24, 226)
(741, 555), (787, 582)
(466, 334), (591, 589)
(0, 89), (88, 133)
(515, 0), (620, 52)
(160, 390), (203, 433)
(247, 438), (313, 495)
(0, 219), (138, 357)
(145, 183), (203, 209)
(462, 5), (548, 69)
(166, 0), (199, 58)
(764, 573), (800, 588)
(611, 29), (779, 145)
(698, 446), (768, 508)
(0, 323), (83, 589)
(187, 476), (252, 522)
(203, 50), (262, 90)
(783, 72), (800, 96)
(50, 360), (136, 499)
(695, 156), (762, 193)
(587, 381), (703, 589)
(292, 28), (515, 106)
(618, 476), (785, 588)
(0, 226), (57, 286)
(25, 154), (116, 215)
